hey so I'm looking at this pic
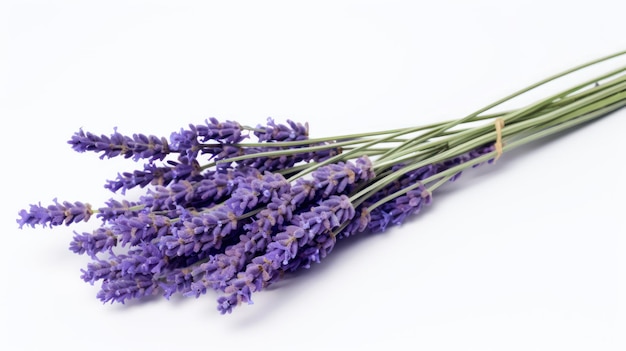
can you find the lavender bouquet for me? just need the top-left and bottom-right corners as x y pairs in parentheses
(17, 51), (626, 314)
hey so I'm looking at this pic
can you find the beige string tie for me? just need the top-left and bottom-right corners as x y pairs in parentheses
(494, 118), (505, 161)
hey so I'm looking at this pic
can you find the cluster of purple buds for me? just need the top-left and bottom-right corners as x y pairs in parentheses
(69, 128), (170, 161)
(17, 116), (497, 314)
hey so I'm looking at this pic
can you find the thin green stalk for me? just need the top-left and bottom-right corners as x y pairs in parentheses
(214, 139), (357, 165)
(364, 99), (626, 211)
(353, 83), (626, 208)
(376, 51), (626, 162)
(222, 110), (525, 149)
(373, 77), (626, 171)
(506, 90), (626, 142)
(284, 124), (455, 182)
(389, 71), (626, 166)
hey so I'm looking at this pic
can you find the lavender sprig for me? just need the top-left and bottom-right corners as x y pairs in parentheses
(254, 118), (308, 142)
(69, 128), (170, 161)
(17, 199), (93, 228)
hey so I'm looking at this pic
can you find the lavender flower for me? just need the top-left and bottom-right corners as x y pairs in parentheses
(169, 126), (202, 159)
(97, 274), (159, 304)
(290, 178), (317, 206)
(123, 170), (288, 261)
(208, 118), (337, 172)
(367, 184), (432, 233)
(81, 244), (167, 289)
(104, 157), (201, 194)
(168, 118), (247, 159)
(284, 156), (375, 207)
(195, 118), (246, 143)
(288, 207), (372, 270)
(216, 251), (282, 313)
(69, 128), (170, 161)
(105, 164), (174, 193)
(227, 172), (290, 216)
(117, 244), (166, 277)
(254, 118), (308, 142)
(187, 211), (276, 295)
(96, 199), (140, 222)
(111, 211), (172, 246)
(70, 228), (117, 257)
(159, 206), (238, 256)
(140, 167), (259, 212)
(17, 199), (93, 228)
(81, 258), (118, 285)
(365, 144), (495, 232)
(312, 156), (375, 197)
(159, 266), (196, 299)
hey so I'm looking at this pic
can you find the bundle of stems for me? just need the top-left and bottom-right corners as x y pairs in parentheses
(17, 50), (626, 313)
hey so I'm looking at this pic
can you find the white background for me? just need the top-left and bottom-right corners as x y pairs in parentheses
(1, 1), (625, 350)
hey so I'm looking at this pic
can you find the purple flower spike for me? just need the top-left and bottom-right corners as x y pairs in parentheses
(17, 199), (93, 228)
(254, 118), (309, 142)
(217, 289), (248, 315)
(267, 225), (306, 264)
(312, 156), (375, 198)
(188, 212), (276, 294)
(160, 267), (196, 299)
(81, 258), (117, 285)
(196, 118), (246, 143)
(290, 179), (317, 206)
(368, 185), (431, 232)
(227, 172), (290, 216)
(141, 168), (255, 212)
(160, 206), (238, 256)
(363, 144), (495, 233)
(96, 199), (139, 222)
(258, 193), (294, 229)
(104, 157), (201, 194)
(111, 212), (172, 246)
(70, 228), (117, 257)
(105, 164), (172, 194)
(116, 244), (166, 277)
(295, 195), (356, 237)
(194, 171), (239, 202)
(97, 274), (158, 304)
(285, 205), (371, 273)
(169, 126), (201, 159)
(206, 118), (338, 173)
(217, 250), (283, 313)
(68, 128), (170, 161)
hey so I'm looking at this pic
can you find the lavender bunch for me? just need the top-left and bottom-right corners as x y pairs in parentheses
(17, 50), (626, 314)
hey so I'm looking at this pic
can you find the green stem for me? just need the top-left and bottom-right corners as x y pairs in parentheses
(375, 51), (626, 162)
(364, 99), (626, 212)
(373, 76), (626, 171)
(354, 83), (626, 208)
